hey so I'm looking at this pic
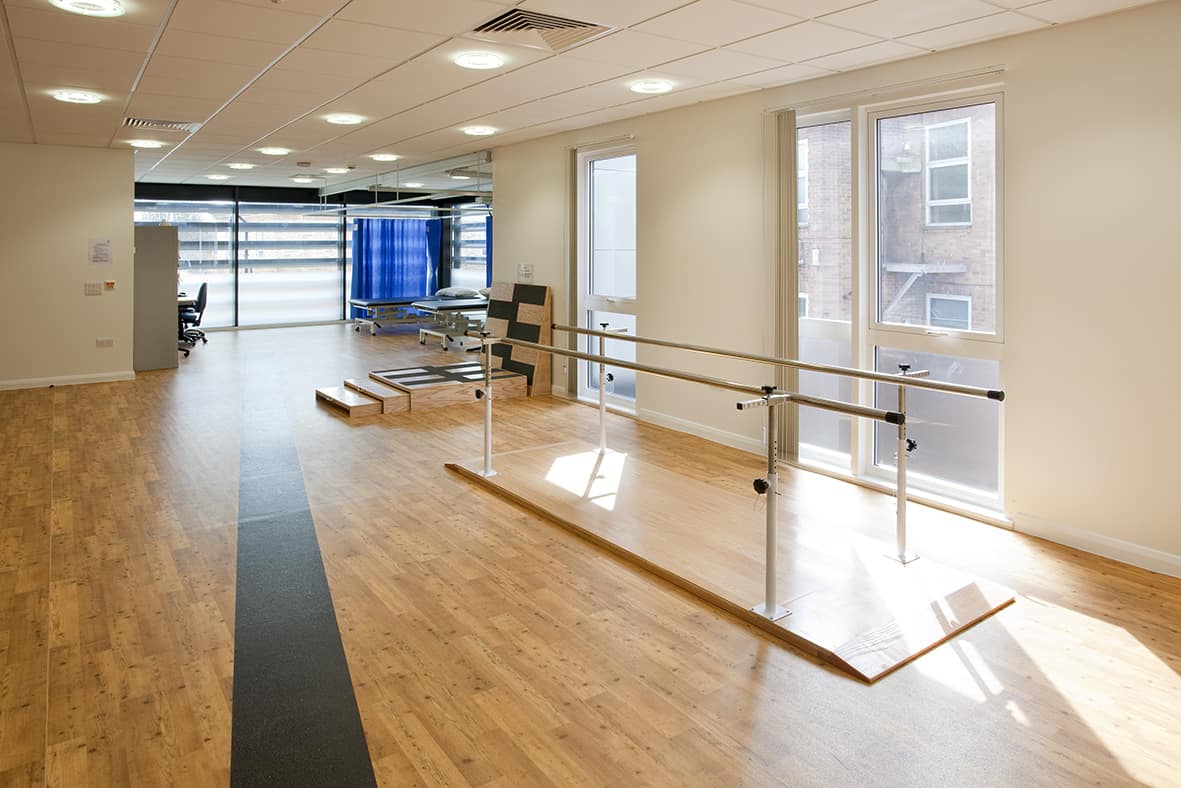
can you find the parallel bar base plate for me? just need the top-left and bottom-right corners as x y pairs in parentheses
(476, 469), (498, 478)
(751, 603), (791, 622)
(887, 553), (920, 565)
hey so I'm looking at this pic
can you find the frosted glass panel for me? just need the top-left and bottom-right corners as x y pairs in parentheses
(238, 203), (342, 326)
(590, 155), (636, 299)
(798, 335), (853, 467)
(587, 311), (636, 400)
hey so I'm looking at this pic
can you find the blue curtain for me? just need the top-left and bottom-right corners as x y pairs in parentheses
(350, 218), (440, 317)
(484, 215), (493, 286)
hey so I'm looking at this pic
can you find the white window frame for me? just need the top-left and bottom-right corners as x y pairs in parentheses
(926, 293), (972, 330)
(797, 138), (809, 227)
(575, 143), (639, 409)
(924, 117), (972, 227)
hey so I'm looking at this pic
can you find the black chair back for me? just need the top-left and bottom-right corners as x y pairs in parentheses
(194, 283), (208, 323)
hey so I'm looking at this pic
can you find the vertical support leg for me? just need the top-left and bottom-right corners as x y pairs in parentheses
(752, 400), (790, 621)
(892, 376), (918, 564)
(598, 322), (608, 454)
(478, 334), (496, 478)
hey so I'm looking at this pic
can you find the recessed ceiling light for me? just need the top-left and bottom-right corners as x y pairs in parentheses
(49, 0), (124, 17)
(324, 113), (365, 125)
(290, 176), (315, 184)
(226, 162), (255, 170)
(450, 174), (471, 180)
(370, 153), (399, 162)
(461, 125), (497, 136)
(403, 182), (424, 188)
(630, 79), (673, 94)
(453, 51), (505, 70)
(323, 167), (350, 175)
(127, 139), (165, 149)
(206, 174), (231, 180)
(52, 89), (102, 104)
(258, 147), (291, 156)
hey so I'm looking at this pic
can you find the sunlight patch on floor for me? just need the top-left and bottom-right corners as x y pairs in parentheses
(544, 450), (628, 512)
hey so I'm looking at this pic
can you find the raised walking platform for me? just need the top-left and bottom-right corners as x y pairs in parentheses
(448, 440), (1014, 683)
(370, 363), (528, 411)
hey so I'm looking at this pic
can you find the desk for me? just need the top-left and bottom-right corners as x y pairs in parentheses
(412, 297), (488, 350)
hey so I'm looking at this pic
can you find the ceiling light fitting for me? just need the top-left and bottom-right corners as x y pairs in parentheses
(290, 176), (316, 183)
(323, 167), (350, 175)
(52, 89), (102, 104)
(206, 174), (231, 180)
(258, 147), (291, 156)
(403, 182), (425, 188)
(462, 125), (497, 136)
(127, 139), (165, 149)
(370, 153), (400, 162)
(226, 163), (255, 170)
(324, 113), (365, 125)
(49, 0), (124, 17)
(630, 79), (672, 94)
(453, 51), (505, 70)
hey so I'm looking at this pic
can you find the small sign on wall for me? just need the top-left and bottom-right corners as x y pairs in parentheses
(517, 263), (534, 283)
(88, 238), (112, 265)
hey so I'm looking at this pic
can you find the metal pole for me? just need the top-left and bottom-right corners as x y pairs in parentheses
(745, 390), (790, 621)
(477, 332), (496, 478)
(893, 366), (916, 564)
(598, 322), (608, 453)
(554, 323), (1004, 402)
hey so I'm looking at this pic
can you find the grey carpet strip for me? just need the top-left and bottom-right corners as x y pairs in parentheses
(230, 402), (377, 787)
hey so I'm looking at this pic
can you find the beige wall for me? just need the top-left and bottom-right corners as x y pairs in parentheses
(491, 1), (1181, 573)
(0, 143), (135, 388)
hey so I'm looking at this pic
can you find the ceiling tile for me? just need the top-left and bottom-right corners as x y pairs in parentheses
(731, 20), (878, 60)
(301, 19), (444, 58)
(168, 0), (325, 45)
(338, 0), (505, 35)
(519, 0), (691, 27)
(5, 6), (158, 53)
(155, 29), (290, 67)
(444, 55), (631, 109)
(230, 0), (348, 14)
(624, 79), (758, 112)
(275, 45), (401, 78)
(14, 39), (145, 93)
(634, 0), (802, 47)
(735, 0), (869, 17)
(35, 131), (113, 147)
(660, 48), (788, 80)
(472, 95), (596, 130)
(900, 11), (1046, 50)
(1019, 0), (1157, 24)
(822, 0), (1000, 39)
(136, 55), (261, 100)
(729, 60), (832, 85)
(804, 39), (926, 70)
(564, 30), (709, 68)
(126, 92), (225, 123)
(246, 68), (361, 105)
(200, 101), (296, 136)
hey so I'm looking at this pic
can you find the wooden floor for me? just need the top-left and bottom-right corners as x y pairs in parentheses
(450, 443), (1014, 682)
(2, 324), (1180, 786)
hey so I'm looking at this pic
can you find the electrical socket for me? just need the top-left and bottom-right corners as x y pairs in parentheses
(95, 338), (114, 348)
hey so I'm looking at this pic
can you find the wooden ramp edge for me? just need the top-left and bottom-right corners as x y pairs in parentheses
(446, 445), (1015, 684)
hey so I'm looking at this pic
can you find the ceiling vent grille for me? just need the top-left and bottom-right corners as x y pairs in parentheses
(471, 9), (611, 52)
(123, 117), (202, 133)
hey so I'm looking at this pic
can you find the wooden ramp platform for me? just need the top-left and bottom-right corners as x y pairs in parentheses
(371, 362), (528, 411)
(315, 385), (382, 417)
(448, 441), (1014, 683)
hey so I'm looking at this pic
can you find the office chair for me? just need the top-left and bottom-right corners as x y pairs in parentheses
(181, 283), (208, 345)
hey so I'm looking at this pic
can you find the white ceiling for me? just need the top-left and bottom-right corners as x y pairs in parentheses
(0, 0), (1162, 187)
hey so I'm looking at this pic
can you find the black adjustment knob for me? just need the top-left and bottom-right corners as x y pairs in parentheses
(475, 390), (485, 399)
(761, 385), (776, 395)
(606, 372), (614, 383)
(600, 322), (609, 330)
(906, 438), (918, 453)
(898, 363), (911, 374)
(753, 478), (770, 495)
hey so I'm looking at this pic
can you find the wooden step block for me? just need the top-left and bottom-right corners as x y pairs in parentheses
(343, 377), (409, 414)
(315, 385), (382, 417)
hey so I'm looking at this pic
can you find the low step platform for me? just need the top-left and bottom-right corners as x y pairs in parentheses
(315, 385), (382, 418)
(369, 362), (528, 411)
(344, 377), (408, 414)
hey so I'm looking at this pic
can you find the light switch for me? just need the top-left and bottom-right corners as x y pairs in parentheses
(104, 280), (116, 290)
(83, 282), (102, 296)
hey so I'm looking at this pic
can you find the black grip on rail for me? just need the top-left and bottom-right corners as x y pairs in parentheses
(987, 390), (1006, 402)
(885, 411), (906, 425)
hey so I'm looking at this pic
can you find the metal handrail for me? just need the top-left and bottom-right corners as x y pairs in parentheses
(553, 323), (1005, 401)
(492, 336), (903, 425)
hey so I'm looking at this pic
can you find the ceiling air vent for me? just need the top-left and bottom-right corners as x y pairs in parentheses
(471, 9), (612, 52)
(123, 117), (202, 133)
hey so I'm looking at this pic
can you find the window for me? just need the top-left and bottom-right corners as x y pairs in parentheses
(578, 148), (638, 405)
(134, 200), (235, 327)
(450, 208), (491, 290)
(876, 102), (997, 334)
(237, 203), (343, 326)
(798, 293), (809, 317)
(797, 138), (809, 226)
(925, 118), (971, 226)
(927, 294), (971, 330)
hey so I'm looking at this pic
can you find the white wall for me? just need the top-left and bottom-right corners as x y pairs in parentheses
(492, 0), (1181, 574)
(0, 143), (135, 388)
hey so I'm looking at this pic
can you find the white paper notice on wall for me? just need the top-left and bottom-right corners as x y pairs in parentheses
(83, 282), (102, 296)
(517, 263), (534, 283)
(88, 238), (112, 265)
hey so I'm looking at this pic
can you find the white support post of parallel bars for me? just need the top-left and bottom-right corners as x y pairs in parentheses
(598, 322), (608, 454)
(477, 333), (496, 478)
(892, 366), (917, 564)
(751, 391), (790, 621)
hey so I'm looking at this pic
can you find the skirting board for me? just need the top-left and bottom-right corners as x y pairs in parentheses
(636, 407), (763, 456)
(1016, 513), (1181, 579)
(0, 370), (136, 391)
